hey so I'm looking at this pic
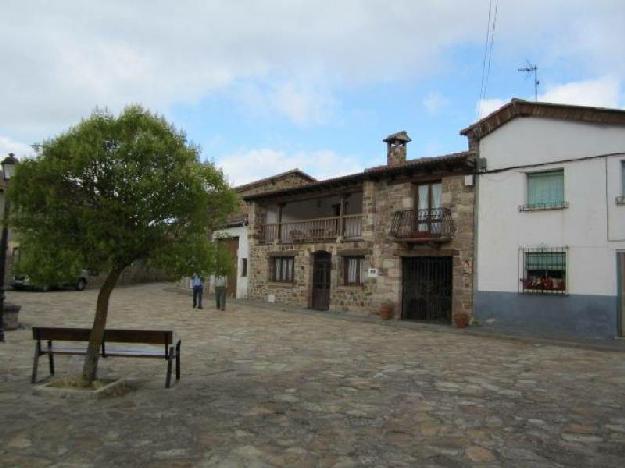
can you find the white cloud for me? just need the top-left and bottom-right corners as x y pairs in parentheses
(1, 1), (625, 143)
(217, 148), (364, 186)
(0, 136), (34, 158)
(477, 76), (624, 119)
(423, 92), (449, 114)
(538, 76), (622, 108)
(234, 81), (336, 126)
(476, 98), (507, 118)
(273, 83), (336, 126)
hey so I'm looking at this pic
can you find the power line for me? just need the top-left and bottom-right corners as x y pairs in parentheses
(478, 0), (493, 103)
(478, 0), (499, 116)
(483, 0), (499, 100)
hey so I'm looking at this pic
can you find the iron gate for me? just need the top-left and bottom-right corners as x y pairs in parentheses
(312, 251), (331, 310)
(402, 256), (452, 322)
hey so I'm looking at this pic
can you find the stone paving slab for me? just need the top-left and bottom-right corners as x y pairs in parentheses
(1, 283), (625, 467)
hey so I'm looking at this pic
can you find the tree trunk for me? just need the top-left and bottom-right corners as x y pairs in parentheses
(81, 265), (125, 384)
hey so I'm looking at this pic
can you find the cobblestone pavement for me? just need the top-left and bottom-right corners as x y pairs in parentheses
(1, 283), (625, 467)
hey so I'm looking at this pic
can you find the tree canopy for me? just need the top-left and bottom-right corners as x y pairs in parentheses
(9, 105), (237, 382)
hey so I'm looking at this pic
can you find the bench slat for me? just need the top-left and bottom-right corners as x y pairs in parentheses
(105, 329), (172, 345)
(46, 346), (89, 354)
(103, 350), (169, 358)
(33, 327), (91, 341)
(32, 327), (173, 345)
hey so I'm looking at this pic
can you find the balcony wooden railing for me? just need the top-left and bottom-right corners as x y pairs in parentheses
(259, 214), (363, 244)
(390, 208), (454, 242)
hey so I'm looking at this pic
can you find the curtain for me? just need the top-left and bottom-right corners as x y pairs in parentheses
(528, 171), (564, 206)
(418, 185), (429, 210)
(346, 257), (363, 284)
(526, 252), (565, 271)
(431, 183), (442, 209)
(274, 257), (294, 281)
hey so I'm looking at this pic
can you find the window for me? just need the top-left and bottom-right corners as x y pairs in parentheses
(520, 248), (566, 294)
(271, 256), (294, 282)
(241, 258), (247, 277)
(343, 256), (365, 285)
(416, 182), (442, 211)
(522, 170), (566, 210)
(416, 182), (443, 233)
(617, 162), (625, 205)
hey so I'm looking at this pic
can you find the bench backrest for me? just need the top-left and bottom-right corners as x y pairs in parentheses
(33, 327), (173, 346)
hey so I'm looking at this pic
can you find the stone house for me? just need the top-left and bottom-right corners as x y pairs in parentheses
(204, 169), (316, 299)
(244, 133), (475, 323)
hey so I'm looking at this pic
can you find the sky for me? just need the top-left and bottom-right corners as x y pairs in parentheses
(1, 0), (624, 186)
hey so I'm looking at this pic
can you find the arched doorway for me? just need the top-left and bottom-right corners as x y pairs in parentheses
(312, 251), (332, 310)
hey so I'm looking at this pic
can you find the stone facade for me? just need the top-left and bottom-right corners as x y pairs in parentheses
(247, 160), (475, 322)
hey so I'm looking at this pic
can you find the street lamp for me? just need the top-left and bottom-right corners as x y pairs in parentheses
(0, 153), (18, 342)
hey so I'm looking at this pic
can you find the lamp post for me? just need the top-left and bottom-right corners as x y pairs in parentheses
(0, 153), (18, 342)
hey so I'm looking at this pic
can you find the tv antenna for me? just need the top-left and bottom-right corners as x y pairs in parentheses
(518, 62), (539, 101)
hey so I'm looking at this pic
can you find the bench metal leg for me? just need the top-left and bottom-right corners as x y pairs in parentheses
(175, 342), (181, 381)
(165, 353), (173, 388)
(48, 352), (55, 377)
(31, 347), (40, 384)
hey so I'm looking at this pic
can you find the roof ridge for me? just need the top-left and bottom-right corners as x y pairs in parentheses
(234, 168), (316, 191)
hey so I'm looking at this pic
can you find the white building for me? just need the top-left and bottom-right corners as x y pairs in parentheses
(464, 99), (625, 339)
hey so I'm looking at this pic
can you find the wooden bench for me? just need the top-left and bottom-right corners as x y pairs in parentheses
(31, 327), (181, 388)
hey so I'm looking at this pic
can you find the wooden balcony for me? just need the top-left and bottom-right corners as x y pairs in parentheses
(259, 214), (363, 244)
(390, 208), (454, 242)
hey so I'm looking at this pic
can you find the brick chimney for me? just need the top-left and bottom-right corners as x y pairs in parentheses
(383, 131), (411, 166)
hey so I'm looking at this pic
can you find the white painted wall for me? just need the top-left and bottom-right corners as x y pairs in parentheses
(607, 157), (625, 241)
(480, 117), (625, 170)
(212, 225), (249, 299)
(477, 117), (625, 296)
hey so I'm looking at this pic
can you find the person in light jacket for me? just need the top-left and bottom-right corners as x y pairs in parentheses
(214, 275), (227, 311)
(191, 273), (204, 309)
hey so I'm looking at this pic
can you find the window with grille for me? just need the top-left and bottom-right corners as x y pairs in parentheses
(521, 170), (567, 211)
(271, 256), (294, 282)
(520, 248), (567, 294)
(343, 256), (365, 285)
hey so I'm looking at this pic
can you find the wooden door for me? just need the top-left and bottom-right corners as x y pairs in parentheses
(219, 237), (238, 298)
(312, 251), (332, 310)
(618, 253), (625, 337)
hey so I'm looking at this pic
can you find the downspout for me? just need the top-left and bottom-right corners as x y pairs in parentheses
(471, 138), (481, 320)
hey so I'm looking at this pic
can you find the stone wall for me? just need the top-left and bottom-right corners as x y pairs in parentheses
(87, 261), (174, 289)
(248, 239), (377, 312)
(247, 172), (475, 321)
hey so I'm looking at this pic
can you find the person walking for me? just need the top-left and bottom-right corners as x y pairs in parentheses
(191, 272), (204, 309)
(214, 275), (227, 311)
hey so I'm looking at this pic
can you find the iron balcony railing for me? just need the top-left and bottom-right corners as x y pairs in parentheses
(259, 214), (363, 244)
(390, 208), (454, 241)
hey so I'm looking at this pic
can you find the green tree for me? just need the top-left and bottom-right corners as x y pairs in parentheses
(213, 238), (236, 278)
(9, 106), (236, 384)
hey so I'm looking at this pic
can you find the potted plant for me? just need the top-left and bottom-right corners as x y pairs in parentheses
(379, 301), (394, 320)
(453, 311), (470, 329)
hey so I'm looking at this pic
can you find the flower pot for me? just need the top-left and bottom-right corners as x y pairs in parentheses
(453, 313), (469, 329)
(379, 303), (394, 320)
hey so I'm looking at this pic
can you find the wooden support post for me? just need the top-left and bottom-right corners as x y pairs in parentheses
(338, 194), (347, 241)
(277, 204), (284, 244)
